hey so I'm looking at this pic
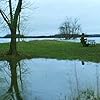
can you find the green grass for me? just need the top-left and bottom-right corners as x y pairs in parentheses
(0, 40), (100, 62)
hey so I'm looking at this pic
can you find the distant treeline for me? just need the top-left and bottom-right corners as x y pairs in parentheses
(54, 33), (100, 39)
(0, 33), (100, 39)
(2, 34), (54, 38)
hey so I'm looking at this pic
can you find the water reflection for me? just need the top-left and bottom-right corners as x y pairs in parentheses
(96, 64), (99, 100)
(0, 59), (23, 100)
(81, 61), (85, 65)
(0, 58), (100, 100)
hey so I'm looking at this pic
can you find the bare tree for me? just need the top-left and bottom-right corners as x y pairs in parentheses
(0, 0), (23, 55)
(59, 17), (81, 39)
(59, 26), (65, 34)
(72, 18), (81, 35)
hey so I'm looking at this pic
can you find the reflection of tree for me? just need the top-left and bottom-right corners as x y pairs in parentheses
(96, 64), (99, 99)
(74, 63), (100, 100)
(0, 59), (23, 100)
(74, 61), (80, 98)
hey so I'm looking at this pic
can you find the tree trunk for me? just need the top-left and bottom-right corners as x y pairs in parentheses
(8, 29), (18, 55)
(8, 59), (23, 100)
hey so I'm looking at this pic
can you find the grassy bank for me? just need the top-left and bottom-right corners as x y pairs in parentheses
(0, 40), (100, 62)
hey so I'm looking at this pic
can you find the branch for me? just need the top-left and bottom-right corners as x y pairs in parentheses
(13, 0), (22, 26)
(9, 0), (13, 22)
(0, 9), (10, 27)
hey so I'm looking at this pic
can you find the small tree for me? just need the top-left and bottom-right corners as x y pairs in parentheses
(0, 0), (23, 55)
(59, 17), (81, 39)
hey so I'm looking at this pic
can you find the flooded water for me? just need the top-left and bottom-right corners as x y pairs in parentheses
(0, 58), (100, 100)
(60, 37), (100, 44)
(0, 37), (100, 44)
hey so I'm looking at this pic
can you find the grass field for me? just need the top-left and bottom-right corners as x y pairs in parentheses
(0, 40), (100, 62)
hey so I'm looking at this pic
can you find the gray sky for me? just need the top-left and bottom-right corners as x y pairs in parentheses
(1, 0), (100, 36)
(28, 0), (100, 36)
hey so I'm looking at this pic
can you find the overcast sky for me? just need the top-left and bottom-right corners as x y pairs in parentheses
(27, 0), (100, 36)
(1, 0), (100, 36)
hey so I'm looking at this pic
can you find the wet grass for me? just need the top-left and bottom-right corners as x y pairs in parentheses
(0, 40), (100, 62)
